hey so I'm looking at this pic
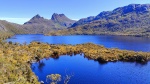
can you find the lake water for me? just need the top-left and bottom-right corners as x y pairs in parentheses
(31, 55), (150, 84)
(7, 34), (150, 52)
(7, 34), (150, 84)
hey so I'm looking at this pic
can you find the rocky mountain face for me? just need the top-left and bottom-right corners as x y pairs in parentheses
(23, 13), (76, 34)
(24, 14), (50, 25)
(71, 16), (95, 27)
(72, 4), (150, 27)
(23, 14), (56, 34)
(51, 13), (76, 27)
(47, 4), (150, 37)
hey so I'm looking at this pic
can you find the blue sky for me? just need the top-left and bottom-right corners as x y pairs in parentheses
(0, 0), (150, 24)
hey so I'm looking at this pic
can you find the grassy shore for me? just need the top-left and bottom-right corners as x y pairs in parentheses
(0, 41), (150, 83)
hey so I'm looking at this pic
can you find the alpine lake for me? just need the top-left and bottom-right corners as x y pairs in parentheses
(7, 34), (150, 84)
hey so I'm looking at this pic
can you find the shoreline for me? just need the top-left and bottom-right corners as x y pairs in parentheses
(29, 42), (150, 64)
(0, 42), (150, 83)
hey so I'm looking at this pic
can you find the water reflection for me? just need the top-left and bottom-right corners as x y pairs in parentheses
(31, 54), (150, 84)
(38, 61), (45, 72)
(6, 34), (150, 83)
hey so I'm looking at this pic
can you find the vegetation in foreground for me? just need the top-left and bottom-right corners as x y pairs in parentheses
(46, 73), (73, 84)
(45, 26), (150, 38)
(0, 41), (150, 83)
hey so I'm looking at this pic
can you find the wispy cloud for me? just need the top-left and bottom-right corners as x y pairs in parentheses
(72, 19), (79, 21)
(0, 17), (30, 24)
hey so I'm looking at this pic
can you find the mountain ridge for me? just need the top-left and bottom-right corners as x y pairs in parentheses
(72, 4), (150, 27)
(1, 4), (150, 39)
(0, 13), (76, 39)
(23, 13), (76, 34)
(46, 4), (150, 37)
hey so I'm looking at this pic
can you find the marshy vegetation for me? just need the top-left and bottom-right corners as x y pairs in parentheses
(46, 73), (74, 84)
(0, 41), (150, 83)
(0, 32), (14, 40)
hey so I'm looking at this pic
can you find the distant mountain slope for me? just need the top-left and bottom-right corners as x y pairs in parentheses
(23, 13), (76, 34)
(47, 4), (150, 37)
(0, 20), (27, 39)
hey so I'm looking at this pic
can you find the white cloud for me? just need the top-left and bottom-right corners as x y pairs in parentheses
(0, 17), (30, 24)
(72, 19), (79, 21)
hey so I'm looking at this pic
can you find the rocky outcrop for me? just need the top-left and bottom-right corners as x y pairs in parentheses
(23, 13), (76, 34)
(24, 14), (45, 24)
(72, 4), (150, 27)
(51, 13), (76, 27)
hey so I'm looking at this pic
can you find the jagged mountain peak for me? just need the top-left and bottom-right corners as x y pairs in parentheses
(52, 13), (65, 16)
(34, 14), (41, 18)
(51, 13), (76, 27)
(31, 14), (44, 20)
(24, 14), (46, 25)
(97, 4), (150, 18)
(72, 4), (150, 27)
(113, 4), (150, 14)
(51, 13), (68, 21)
(127, 4), (150, 8)
(23, 13), (76, 33)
